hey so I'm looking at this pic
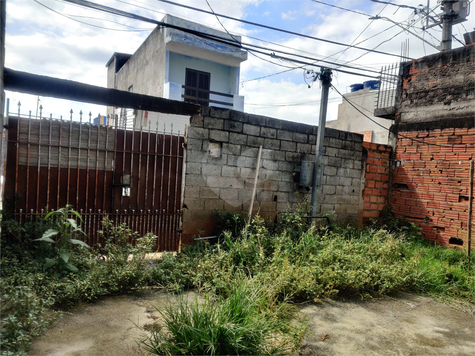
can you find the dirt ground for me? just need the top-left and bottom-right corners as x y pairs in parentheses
(28, 290), (474, 356)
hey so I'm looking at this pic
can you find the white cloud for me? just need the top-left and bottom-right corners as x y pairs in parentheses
(281, 10), (297, 21)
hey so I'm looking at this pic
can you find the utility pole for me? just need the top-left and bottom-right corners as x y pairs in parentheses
(441, 0), (457, 51)
(310, 68), (332, 217)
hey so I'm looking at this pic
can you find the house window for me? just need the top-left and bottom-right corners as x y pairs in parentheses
(184, 68), (211, 106)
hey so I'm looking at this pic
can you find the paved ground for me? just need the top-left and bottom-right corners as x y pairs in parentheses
(28, 290), (474, 356)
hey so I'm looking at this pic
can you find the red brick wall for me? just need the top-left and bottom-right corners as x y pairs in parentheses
(362, 142), (391, 222)
(391, 127), (475, 247)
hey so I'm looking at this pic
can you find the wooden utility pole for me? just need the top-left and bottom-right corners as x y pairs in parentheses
(310, 68), (332, 217)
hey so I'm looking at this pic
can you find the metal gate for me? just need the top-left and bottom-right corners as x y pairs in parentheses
(3, 112), (184, 251)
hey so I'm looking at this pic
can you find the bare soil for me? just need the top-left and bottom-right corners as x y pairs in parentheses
(28, 290), (474, 356)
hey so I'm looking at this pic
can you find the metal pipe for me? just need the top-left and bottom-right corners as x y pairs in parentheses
(468, 160), (473, 271)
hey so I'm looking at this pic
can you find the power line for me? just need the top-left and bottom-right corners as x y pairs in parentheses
(155, 0), (409, 59)
(310, 0), (371, 17)
(59, 0), (384, 78)
(35, 0), (153, 31)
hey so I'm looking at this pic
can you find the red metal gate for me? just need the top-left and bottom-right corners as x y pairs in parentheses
(4, 114), (184, 251)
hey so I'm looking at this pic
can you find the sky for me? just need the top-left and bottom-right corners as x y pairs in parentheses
(4, 0), (474, 125)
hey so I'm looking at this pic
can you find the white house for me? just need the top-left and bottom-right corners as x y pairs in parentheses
(326, 83), (394, 144)
(106, 14), (248, 133)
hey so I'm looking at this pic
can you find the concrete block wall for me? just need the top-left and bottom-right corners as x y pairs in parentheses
(391, 123), (475, 247)
(181, 106), (364, 243)
(362, 142), (391, 222)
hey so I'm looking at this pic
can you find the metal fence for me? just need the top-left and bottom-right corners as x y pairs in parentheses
(3, 105), (185, 251)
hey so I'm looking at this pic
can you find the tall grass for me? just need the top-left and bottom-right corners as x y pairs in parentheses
(140, 278), (302, 355)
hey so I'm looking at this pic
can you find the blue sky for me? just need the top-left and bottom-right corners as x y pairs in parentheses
(4, 0), (474, 124)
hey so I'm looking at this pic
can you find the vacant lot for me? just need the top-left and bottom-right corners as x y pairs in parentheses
(28, 290), (474, 356)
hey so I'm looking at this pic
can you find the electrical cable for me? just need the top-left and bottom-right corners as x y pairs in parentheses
(309, 0), (371, 17)
(35, 0), (154, 31)
(59, 0), (385, 78)
(154, 0), (409, 59)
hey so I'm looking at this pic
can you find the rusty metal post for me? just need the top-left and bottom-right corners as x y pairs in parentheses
(468, 160), (473, 272)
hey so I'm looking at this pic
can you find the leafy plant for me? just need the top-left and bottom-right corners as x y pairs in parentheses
(34, 205), (89, 274)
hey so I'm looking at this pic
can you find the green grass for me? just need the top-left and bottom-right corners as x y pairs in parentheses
(2, 211), (474, 356)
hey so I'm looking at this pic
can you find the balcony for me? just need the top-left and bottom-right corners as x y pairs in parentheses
(164, 82), (244, 111)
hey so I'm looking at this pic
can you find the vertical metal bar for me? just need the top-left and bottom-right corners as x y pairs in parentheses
(56, 114), (64, 209)
(36, 112), (42, 210)
(103, 120), (109, 212)
(173, 131), (181, 249)
(66, 112), (73, 205)
(94, 116), (100, 211)
(152, 121), (159, 211)
(46, 114), (53, 208)
(129, 121), (135, 211)
(85, 113), (92, 211)
(144, 120), (151, 210)
(25, 113), (32, 211)
(120, 113), (127, 208)
(14, 107), (20, 213)
(136, 119), (144, 209)
(76, 112), (82, 209)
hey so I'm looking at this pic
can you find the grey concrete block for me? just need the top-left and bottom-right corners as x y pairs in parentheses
(277, 130), (293, 141)
(347, 205), (359, 214)
(201, 107), (211, 116)
(275, 192), (290, 202)
(224, 200), (243, 211)
(208, 153), (228, 165)
(327, 156), (342, 167)
(202, 163), (222, 176)
(325, 147), (339, 157)
(222, 143), (241, 156)
(322, 185), (336, 195)
(266, 170), (282, 181)
(238, 189), (253, 202)
(247, 136), (265, 147)
(342, 160), (354, 169)
(204, 117), (224, 130)
(200, 187), (219, 199)
(184, 198), (205, 210)
(278, 161), (293, 171)
(186, 138), (202, 150)
(292, 132), (308, 143)
(243, 124), (261, 136)
(222, 166), (240, 177)
(259, 201), (277, 212)
(210, 107), (230, 119)
(308, 134), (317, 145)
(281, 140), (297, 152)
(285, 152), (300, 162)
(259, 190), (276, 202)
(266, 117), (282, 129)
(261, 149), (274, 160)
(209, 130), (229, 142)
(224, 120), (243, 133)
(186, 162), (202, 175)
(184, 186), (200, 198)
(281, 121), (299, 131)
(187, 150), (208, 163)
(190, 115), (204, 127)
(241, 147), (259, 157)
(230, 110), (249, 123)
(239, 156), (258, 168)
(264, 138), (280, 150)
(240, 167), (254, 179)
(321, 204), (335, 213)
(348, 168), (362, 178)
(187, 127), (209, 140)
(338, 176), (352, 186)
(220, 188), (239, 201)
(351, 178), (361, 187)
(206, 175), (244, 189)
(261, 127), (277, 139)
(205, 199), (224, 211)
(279, 181), (294, 192)
(323, 194), (338, 204)
(297, 143), (312, 153)
(297, 123), (314, 134)
(229, 132), (248, 145)
(323, 165), (337, 176)
(248, 114), (267, 126)
(274, 151), (286, 161)
(262, 159), (279, 170)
